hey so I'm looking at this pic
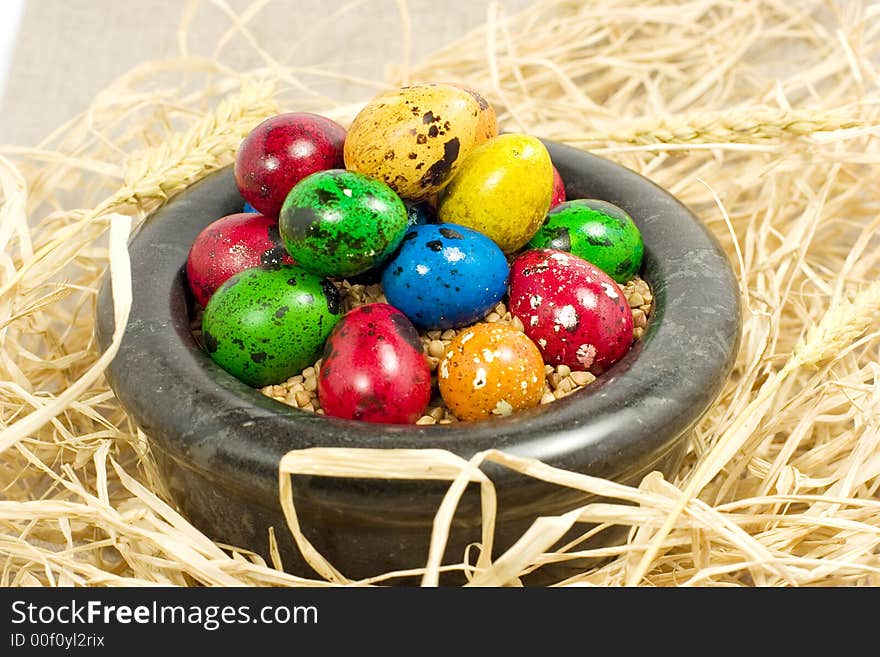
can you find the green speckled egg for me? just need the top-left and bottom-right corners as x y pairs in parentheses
(279, 169), (408, 277)
(201, 264), (341, 387)
(528, 199), (644, 283)
(437, 134), (553, 253)
(344, 84), (495, 200)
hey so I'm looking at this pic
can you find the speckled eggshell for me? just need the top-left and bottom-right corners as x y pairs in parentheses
(381, 223), (508, 330)
(508, 249), (634, 373)
(318, 304), (431, 424)
(235, 112), (346, 218)
(201, 264), (341, 387)
(528, 199), (644, 283)
(279, 169), (408, 278)
(449, 84), (498, 144)
(343, 84), (488, 200)
(186, 212), (292, 308)
(550, 166), (566, 208)
(437, 133), (553, 253)
(438, 323), (545, 421)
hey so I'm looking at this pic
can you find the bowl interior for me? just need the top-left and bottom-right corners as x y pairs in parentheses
(96, 140), (741, 503)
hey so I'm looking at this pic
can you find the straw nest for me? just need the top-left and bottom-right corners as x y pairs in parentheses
(1, 0), (879, 587)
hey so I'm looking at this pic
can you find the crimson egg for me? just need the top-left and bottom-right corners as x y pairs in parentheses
(318, 303), (432, 424)
(234, 112), (346, 218)
(186, 212), (292, 308)
(550, 166), (566, 208)
(508, 249), (634, 373)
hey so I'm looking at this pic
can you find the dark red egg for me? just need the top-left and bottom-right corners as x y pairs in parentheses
(234, 112), (346, 218)
(508, 249), (633, 373)
(550, 166), (566, 208)
(186, 212), (293, 307)
(318, 304), (431, 424)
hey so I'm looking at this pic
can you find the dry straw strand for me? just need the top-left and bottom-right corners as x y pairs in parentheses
(627, 280), (880, 586)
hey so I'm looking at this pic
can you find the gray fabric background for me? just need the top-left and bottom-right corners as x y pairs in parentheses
(1, 0), (529, 146)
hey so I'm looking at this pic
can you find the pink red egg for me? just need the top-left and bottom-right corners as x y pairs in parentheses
(186, 212), (293, 307)
(550, 166), (566, 208)
(234, 112), (346, 218)
(508, 249), (633, 373)
(318, 303), (432, 424)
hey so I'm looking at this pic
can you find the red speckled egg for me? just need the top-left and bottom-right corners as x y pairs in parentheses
(235, 112), (346, 218)
(508, 249), (633, 373)
(550, 166), (566, 208)
(318, 303), (431, 424)
(186, 212), (292, 308)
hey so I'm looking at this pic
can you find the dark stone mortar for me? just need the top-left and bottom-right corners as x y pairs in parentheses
(96, 140), (741, 585)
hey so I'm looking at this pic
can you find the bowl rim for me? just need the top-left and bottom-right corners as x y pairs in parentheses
(96, 139), (741, 505)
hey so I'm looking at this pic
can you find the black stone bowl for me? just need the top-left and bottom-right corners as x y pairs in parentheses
(96, 141), (740, 584)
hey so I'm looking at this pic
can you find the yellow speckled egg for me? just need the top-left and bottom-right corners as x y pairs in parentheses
(438, 323), (545, 422)
(449, 84), (498, 145)
(344, 84), (492, 201)
(437, 133), (553, 253)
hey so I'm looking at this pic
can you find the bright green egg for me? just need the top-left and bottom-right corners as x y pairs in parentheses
(279, 169), (408, 278)
(201, 264), (341, 387)
(527, 199), (643, 282)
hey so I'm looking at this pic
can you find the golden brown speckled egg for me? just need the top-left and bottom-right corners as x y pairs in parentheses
(438, 323), (545, 421)
(437, 133), (553, 253)
(344, 84), (489, 200)
(449, 84), (498, 145)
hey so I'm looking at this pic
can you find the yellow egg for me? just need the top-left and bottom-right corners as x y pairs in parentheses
(437, 134), (553, 253)
(344, 84), (491, 201)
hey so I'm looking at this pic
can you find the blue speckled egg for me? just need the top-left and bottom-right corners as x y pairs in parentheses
(404, 200), (438, 228)
(381, 223), (508, 329)
(243, 200), (258, 214)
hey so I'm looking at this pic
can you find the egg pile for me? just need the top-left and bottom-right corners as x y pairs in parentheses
(187, 83), (650, 425)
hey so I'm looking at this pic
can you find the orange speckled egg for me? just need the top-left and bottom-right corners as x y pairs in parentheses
(438, 323), (545, 421)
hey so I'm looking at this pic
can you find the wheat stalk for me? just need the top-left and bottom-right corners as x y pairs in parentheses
(556, 107), (868, 147)
(100, 80), (280, 214)
(792, 284), (880, 368)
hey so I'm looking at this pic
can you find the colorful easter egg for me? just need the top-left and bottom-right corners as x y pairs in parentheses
(344, 83), (494, 200)
(508, 249), (633, 373)
(437, 133), (553, 253)
(318, 304), (431, 424)
(279, 169), (408, 278)
(381, 223), (508, 329)
(201, 264), (341, 387)
(449, 84), (498, 144)
(550, 166), (566, 208)
(438, 323), (544, 421)
(528, 199), (643, 283)
(243, 200), (258, 214)
(186, 212), (293, 308)
(235, 112), (346, 218)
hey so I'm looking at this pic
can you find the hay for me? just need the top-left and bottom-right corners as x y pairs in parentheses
(1, 0), (879, 587)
